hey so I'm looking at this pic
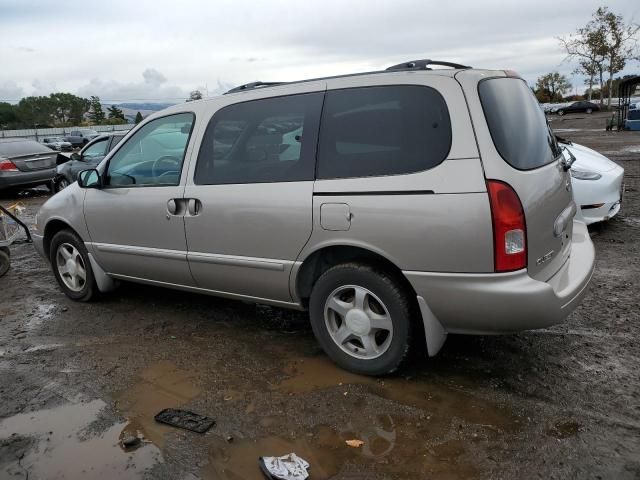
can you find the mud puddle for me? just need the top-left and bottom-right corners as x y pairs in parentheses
(205, 356), (517, 479)
(0, 399), (162, 479)
(113, 360), (201, 447)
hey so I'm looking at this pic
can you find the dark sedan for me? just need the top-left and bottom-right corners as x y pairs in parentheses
(0, 138), (57, 191)
(556, 101), (600, 116)
(53, 133), (125, 192)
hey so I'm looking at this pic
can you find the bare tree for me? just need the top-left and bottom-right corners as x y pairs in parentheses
(558, 17), (607, 102)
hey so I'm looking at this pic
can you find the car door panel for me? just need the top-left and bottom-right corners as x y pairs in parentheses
(84, 112), (196, 285)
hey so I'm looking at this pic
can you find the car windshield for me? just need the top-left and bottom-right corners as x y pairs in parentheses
(479, 77), (561, 170)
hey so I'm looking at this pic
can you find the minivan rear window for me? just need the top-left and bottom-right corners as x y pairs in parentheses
(479, 78), (560, 170)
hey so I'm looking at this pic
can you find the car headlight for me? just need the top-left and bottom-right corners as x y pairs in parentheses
(571, 169), (601, 180)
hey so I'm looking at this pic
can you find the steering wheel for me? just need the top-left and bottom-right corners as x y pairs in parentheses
(152, 155), (180, 178)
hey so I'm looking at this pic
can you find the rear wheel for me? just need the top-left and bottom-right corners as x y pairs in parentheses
(586, 108), (593, 114)
(558, 110), (565, 116)
(49, 229), (97, 301)
(309, 263), (413, 376)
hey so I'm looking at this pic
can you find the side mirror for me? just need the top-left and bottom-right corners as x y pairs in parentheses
(70, 152), (81, 161)
(77, 169), (102, 189)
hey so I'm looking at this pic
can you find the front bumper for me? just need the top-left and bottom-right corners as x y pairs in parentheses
(405, 220), (595, 334)
(0, 168), (56, 190)
(574, 167), (624, 225)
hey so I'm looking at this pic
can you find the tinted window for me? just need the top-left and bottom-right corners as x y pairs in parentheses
(106, 113), (194, 187)
(316, 86), (451, 179)
(479, 78), (560, 170)
(195, 92), (323, 185)
(0, 140), (51, 156)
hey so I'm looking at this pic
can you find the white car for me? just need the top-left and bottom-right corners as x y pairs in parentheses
(561, 141), (624, 225)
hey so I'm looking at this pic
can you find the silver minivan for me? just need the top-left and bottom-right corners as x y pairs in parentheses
(33, 60), (595, 375)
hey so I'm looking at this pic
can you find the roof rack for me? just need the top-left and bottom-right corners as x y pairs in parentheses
(224, 81), (287, 95)
(386, 59), (471, 71)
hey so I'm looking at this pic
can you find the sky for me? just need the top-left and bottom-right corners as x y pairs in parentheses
(0, 0), (638, 104)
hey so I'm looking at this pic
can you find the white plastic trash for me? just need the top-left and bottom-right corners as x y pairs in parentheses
(259, 453), (310, 480)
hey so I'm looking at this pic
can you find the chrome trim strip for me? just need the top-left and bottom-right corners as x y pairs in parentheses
(109, 273), (303, 310)
(90, 242), (186, 261)
(188, 252), (288, 271)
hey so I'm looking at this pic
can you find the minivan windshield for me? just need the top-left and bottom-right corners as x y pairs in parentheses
(479, 77), (561, 170)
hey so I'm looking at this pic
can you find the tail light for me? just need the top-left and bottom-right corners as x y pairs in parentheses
(487, 180), (526, 272)
(0, 159), (19, 172)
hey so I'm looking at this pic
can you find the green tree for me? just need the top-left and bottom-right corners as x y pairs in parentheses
(15, 96), (55, 127)
(135, 111), (144, 124)
(0, 102), (18, 128)
(107, 105), (125, 120)
(49, 93), (90, 124)
(186, 90), (203, 102)
(535, 72), (572, 103)
(88, 96), (105, 124)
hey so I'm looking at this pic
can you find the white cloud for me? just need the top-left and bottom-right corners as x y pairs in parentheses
(0, 0), (638, 102)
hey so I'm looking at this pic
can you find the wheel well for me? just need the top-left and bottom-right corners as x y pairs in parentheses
(43, 220), (74, 259)
(296, 246), (418, 307)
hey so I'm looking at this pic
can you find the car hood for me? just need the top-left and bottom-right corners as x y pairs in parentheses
(565, 142), (619, 173)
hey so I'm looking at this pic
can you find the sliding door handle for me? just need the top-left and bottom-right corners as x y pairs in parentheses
(167, 199), (177, 215)
(187, 199), (202, 216)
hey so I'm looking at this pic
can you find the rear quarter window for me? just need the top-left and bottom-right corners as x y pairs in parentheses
(479, 78), (560, 170)
(317, 85), (451, 179)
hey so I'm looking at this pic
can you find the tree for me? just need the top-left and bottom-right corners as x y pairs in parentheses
(186, 90), (203, 102)
(595, 7), (640, 107)
(87, 96), (105, 124)
(535, 72), (572, 103)
(107, 105), (125, 120)
(0, 102), (18, 128)
(15, 96), (55, 127)
(135, 111), (144, 124)
(558, 17), (607, 102)
(49, 93), (90, 125)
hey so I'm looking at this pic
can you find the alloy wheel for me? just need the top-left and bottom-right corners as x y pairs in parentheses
(56, 243), (87, 292)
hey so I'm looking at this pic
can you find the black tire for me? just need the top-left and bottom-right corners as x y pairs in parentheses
(0, 248), (10, 277)
(49, 229), (98, 301)
(558, 110), (565, 116)
(586, 108), (593, 114)
(54, 176), (70, 193)
(309, 263), (413, 376)
(82, 139), (88, 146)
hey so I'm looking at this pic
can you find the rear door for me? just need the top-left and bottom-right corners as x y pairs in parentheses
(461, 72), (574, 280)
(183, 84), (324, 303)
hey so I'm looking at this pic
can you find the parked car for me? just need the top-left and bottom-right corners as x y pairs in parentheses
(64, 129), (99, 148)
(0, 138), (57, 191)
(555, 101), (600, 116)
(42, 137), (73, 152)
(557, 137), (625, 225)
(33, 61), (595, 375)
(53, 134), (125, 192)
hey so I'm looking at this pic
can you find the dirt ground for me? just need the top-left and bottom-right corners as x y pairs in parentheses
(0, 111), (639, 479)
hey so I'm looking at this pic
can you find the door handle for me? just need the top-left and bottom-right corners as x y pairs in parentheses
(187, 199), (202, 216)
(167, 199), (177, 215)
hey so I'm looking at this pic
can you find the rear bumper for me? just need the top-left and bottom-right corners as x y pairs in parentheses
(404, 220), (595, 334)
(0, 168), (56, 190)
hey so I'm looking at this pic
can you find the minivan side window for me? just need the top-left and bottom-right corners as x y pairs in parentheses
(194, 92), (323, 185)
(105, 113), (194, 187)
(316, 86), (452, 179)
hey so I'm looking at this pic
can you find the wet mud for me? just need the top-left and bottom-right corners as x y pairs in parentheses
(1, 115), (639, 478)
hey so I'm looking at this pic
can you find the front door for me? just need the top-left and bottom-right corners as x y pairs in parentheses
(183, 89), (324, 303)
(83, 112), (196, 286)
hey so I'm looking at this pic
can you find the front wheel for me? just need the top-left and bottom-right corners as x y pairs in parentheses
(309, 263), (413, 376)
(49, 229), (98, 301)
(54, 177), (70, 193)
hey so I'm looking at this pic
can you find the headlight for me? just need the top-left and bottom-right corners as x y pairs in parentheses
(571, 169), (601, 180)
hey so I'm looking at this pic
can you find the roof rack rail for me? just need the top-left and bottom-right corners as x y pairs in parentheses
(224, 81), (287, 95)
(386, 59), (471, 71)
